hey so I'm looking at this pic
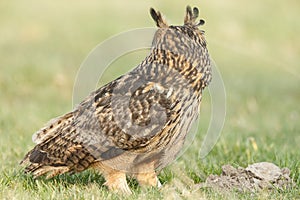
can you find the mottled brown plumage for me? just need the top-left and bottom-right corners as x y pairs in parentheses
(20, 6), (212, 194)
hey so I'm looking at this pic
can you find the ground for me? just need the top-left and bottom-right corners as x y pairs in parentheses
(0, 0), (299, 199)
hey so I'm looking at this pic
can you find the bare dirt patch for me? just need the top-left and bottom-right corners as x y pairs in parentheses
(197, 162), (294, 192)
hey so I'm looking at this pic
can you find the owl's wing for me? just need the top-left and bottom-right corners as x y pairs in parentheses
(20, 62), (183, 177)
(75, 64), (182, 160)
(31, 112), (74, 145)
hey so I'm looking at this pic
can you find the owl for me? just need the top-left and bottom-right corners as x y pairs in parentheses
(20, 6), (212, 194)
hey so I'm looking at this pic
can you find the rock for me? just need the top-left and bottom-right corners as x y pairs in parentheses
(245, 162), (281, 182)
(198, 162), (294, 192)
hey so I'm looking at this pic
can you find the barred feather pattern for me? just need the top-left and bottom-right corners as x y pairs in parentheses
(20, 5), (212, 194)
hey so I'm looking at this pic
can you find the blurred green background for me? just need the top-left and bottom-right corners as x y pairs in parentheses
(0, 0), (299, 199)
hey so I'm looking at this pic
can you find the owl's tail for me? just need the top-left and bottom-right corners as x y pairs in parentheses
(20, 111), (96, 178)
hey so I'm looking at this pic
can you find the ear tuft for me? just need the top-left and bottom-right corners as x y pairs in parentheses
(184, 6), (193, 24)
(150, 8), (168, 28)
(197, 19), (205, 26)
(193, 7), (199, 19)
(184, 5), (205, 27)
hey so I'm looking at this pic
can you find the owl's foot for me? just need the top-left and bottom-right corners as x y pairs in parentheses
(93, 162), (132, 195)
(135, 171), (161, 188)
(104, 172), (132, 195)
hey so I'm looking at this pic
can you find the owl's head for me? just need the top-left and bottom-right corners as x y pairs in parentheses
(150, 6), (207, 59)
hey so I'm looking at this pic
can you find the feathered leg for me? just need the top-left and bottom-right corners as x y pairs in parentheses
(135, 171), (161, 188)
(92, 162), (132, 195)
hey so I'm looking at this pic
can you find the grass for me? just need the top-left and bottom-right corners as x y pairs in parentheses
(0, 0), (299, 199)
